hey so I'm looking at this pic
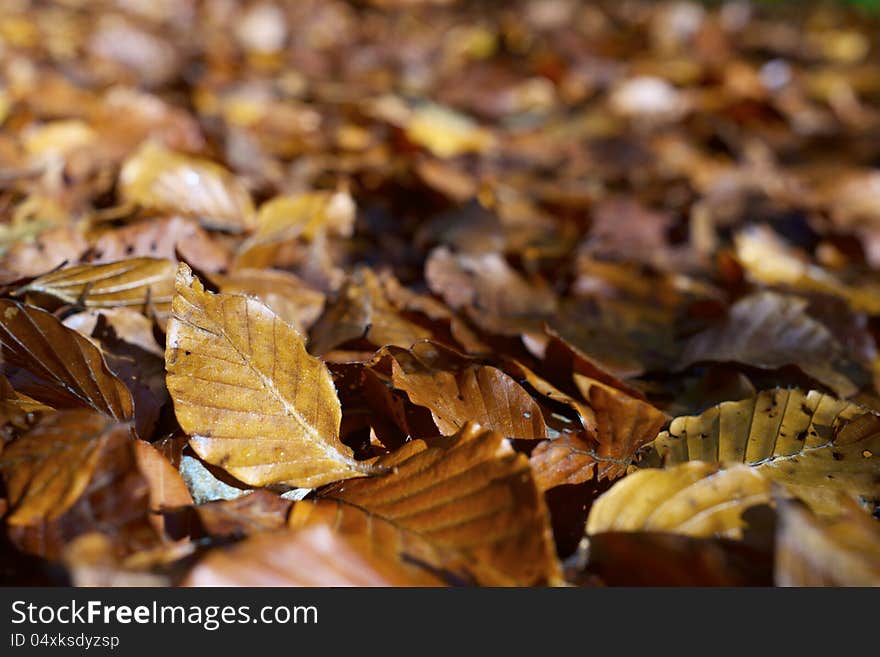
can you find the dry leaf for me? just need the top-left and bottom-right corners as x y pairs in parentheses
(309, 268), (431, 355)
(586, 462), (773, 539)
(530, 385), (667, 491)
(196, 490), (292, 538)
(775, 497), (880, 586)
(165, 263), (372, 487)
(119, 141), (255, 233)
(680, 291), (858, 397)
(0, 300), (134, 421)
(374, 342), (547, 439)
(318, 422), (560, 585)
(21, 258), (176, 317)
(0, 410), (133, 525)
(215, 268), (325, 334)
(646, 389), (880, 515)
(185, 525), (446, 587)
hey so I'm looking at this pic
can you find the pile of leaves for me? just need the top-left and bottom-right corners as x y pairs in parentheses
(1, 0), (880, 586)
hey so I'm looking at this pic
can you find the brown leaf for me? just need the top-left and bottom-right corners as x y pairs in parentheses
(584, 532), (773, 587)
(374, 341), (547, 439)
(775, 497), (880, 586)
(87, 216), (230, 273)
(196, 490), (292, 538)
(1, 225), (88, 278)
(215, 268), (325, 334)
(0, 410), (133, 525)
(309, 268), (431, 355)
(165, 263), (373, 487)
(425, 246), (557, 337)
(184, 525), (446, 587)
(680, 291), (858, 397)
(530, 385), (667, 491)
(0, 410), (158, 559)
(318, 422), (561, 585)
(0, 300), (134, 421)
(132, 439), (193, 538)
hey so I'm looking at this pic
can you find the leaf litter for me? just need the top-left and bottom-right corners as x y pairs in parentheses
(0, 0), (879, 587)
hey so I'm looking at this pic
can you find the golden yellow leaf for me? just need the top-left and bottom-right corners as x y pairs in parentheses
(165, 263), (371, 488)
(317, 422), (561, 585)
(21, 258), (176, 316)
(405, 104), (495, 158)
(586, 462), (772, 539)
(0, 300), (134, 420)
(235, 190), (355, 268)
(119, 141), (255, 232)
(645, 389), (880, 515)
(735, 225), (880, 314)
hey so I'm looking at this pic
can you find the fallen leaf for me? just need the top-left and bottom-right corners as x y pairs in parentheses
(680, 291), (858, 397)
(309, 268), (431, 355)
(0, 410), (133, 525)
(318, 422), (560, 585)
(0, 300), (134, 421)
(165, 263), (372, 487)
(373, 341), (547, 439)
(21, 258), (176, 317)
(119, 141), (255, 233)
(775, 497), (880, 586)
(645, 389), (880, 515)
(215, 268), (325, 334)
(184, 525), (447, 586)
(530, 385), (667, 491)
(196, 490), (292, 538)
(586, 462), (773, 539)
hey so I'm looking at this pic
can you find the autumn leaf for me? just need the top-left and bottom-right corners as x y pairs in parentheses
(20, 258), (176, 317)
(119, 141), (256, 233)
(371, 341), (548, 439)
(195, 490), (292, 539)
(215, 268), (325, 335)
(165, 263), (373, 487)
(680, 291), (859, 397)
(644, 389), (880, 515)
(0, 410), (133, 525)
(184, 525), (447, 587)
(586, 462), (773, 539)
(316, 422), (561, 586)
(235, 190), (355, 268)
(530, 385), (667, 491)
(309, 267), (431, 355)
(0, 300), (134, 421)
(775, 497), (880, 586)
(0, 410), (158, 559)
(583, 532), (773, 587)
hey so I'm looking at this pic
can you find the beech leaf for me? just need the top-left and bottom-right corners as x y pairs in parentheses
(165, 263), (372, 488)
